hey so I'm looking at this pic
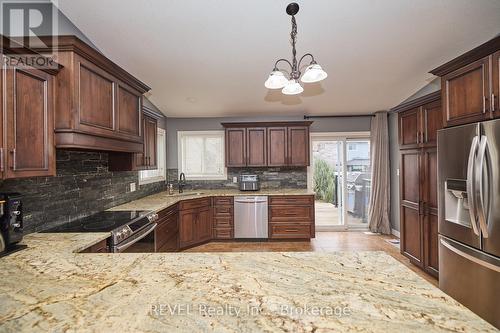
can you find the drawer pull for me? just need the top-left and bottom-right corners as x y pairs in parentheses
(285, 229), (299, 232)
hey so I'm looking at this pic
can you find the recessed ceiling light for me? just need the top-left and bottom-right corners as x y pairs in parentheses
(186, 97), (197, 103)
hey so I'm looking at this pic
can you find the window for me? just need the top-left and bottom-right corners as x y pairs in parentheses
(178, 131), (226, 180)
(139, 128), (166, 185)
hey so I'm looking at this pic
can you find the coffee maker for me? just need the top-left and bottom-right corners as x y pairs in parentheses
(0, 193), (24, 254)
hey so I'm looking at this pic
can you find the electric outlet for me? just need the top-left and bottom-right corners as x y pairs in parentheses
(233, 176), (238, 183)
(130, 182), (136, 192)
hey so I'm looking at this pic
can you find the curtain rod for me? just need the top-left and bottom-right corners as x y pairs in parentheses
(304, 114), (375, 119)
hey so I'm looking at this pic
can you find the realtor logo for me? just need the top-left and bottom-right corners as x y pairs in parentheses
(1, 0), (58, 68)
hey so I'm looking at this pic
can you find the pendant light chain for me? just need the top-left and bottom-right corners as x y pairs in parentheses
(290, 15), (299, 79)
(264, 3), (327, 94)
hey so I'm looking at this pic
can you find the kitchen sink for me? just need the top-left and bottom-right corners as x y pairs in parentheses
(175, 192), (204, 197)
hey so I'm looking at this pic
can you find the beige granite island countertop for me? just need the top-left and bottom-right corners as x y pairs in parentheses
(0, 233), (496, 332)
(108, 189), (316, 213)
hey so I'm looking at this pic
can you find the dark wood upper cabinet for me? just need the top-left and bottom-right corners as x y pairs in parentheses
(398, 107), (419, 148)
(108, 107), (161, 172)
(287, 126), (310, 166)
(395, 92), (442, 150)
(267, 127), (287, 166)
(493, 50), (499, 116)
(430, 35), (500, 127)
(225, 128), (246, 167)
(246, 127), (267, 166)
(442, 57), (490, 126)
(223, 121), (312, 167)
(144, 115), (158, 168)
(1, 56), (58, 179)
(421, 100), (443, 147)
(32, 36), (150, 153)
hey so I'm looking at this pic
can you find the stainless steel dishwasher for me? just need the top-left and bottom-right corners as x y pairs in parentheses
(234, 196), (268, 238)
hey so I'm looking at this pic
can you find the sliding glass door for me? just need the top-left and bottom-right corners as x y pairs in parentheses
(309, 133), (371, 230)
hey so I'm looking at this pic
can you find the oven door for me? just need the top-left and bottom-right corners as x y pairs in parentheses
(112, 223), (157, 253)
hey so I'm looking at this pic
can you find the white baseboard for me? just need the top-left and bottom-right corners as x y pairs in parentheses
(391, 229), (400, 238)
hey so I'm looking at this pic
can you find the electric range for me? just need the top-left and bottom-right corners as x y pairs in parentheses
(42, 210), (159, 252)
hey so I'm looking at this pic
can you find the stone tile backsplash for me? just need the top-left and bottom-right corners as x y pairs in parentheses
(167, 167), (307, 190)
(0, 150), (307, 234)
(0, 150), (166, 234)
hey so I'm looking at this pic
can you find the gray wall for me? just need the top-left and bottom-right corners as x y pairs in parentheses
(166, 115), (372, 169)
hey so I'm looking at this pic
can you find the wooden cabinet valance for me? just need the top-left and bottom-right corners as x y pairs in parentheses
(33, 36), (151, 153)
(222, 121), (312, 167)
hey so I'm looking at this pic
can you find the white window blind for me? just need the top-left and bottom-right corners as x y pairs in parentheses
(178, 131), (226, 180)
(139, 128), (166, 185)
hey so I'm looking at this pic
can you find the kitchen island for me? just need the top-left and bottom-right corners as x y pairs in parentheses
(0, 232), (496, 332)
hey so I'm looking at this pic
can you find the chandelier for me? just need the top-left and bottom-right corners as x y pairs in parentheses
(264, 2), (327, 95)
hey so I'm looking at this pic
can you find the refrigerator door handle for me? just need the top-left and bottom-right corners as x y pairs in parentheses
(466, 135), (480, 236)
(440, 238), (500, 273)
(475, 135), (490, 238)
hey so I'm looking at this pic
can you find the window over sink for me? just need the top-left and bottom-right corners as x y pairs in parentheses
(178, 131), (226, 180)
(139, 128), (166, 185)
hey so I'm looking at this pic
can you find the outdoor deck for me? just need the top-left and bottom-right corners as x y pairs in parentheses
(315, 200), (366, 228)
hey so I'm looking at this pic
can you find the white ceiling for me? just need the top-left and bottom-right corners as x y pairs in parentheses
(54, 0), (500, 117)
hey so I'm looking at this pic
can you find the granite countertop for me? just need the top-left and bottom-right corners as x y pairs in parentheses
(0, 233), (496, 332)
(108, 189), (316, 213)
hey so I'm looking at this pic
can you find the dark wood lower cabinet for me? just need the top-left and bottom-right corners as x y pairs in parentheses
(179, 198), (213, 249)
(399, 145), (439, 278)
(401, 204), (423, 265)
(269, 195), (315, 239)
(213, 197), (234, 240)
(155, 205), (179, 252)
(80, 239), (108, 253)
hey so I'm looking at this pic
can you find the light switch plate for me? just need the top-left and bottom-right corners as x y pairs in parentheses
(233, 176), (238, 183)
(130, 182), (136, 192)
(396, 169), (400, 176)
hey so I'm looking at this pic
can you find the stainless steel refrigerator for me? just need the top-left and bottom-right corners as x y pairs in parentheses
(438, 119), (500, 329)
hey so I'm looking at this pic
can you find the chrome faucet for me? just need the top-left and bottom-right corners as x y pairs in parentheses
(178, 172), (186, 193)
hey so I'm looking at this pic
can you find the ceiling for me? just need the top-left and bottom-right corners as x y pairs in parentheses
(54, 0), (500, 117)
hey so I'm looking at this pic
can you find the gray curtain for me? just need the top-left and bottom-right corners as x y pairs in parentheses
(368, 111), (391, 234)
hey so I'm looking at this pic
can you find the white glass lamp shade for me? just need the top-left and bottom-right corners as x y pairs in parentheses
(264, 71), (288, 89)
(300, 64), (328, 83)
(282, 80), (304, 95)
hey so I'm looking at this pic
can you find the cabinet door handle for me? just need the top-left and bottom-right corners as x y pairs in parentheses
(492, 93), (496, 112)
(0, 148), (3, 172)
(483, 95), (487, 113)
(9, 149), (16, 170)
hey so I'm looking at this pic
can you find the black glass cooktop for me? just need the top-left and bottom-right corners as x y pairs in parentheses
(41, 211), (150, 233)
